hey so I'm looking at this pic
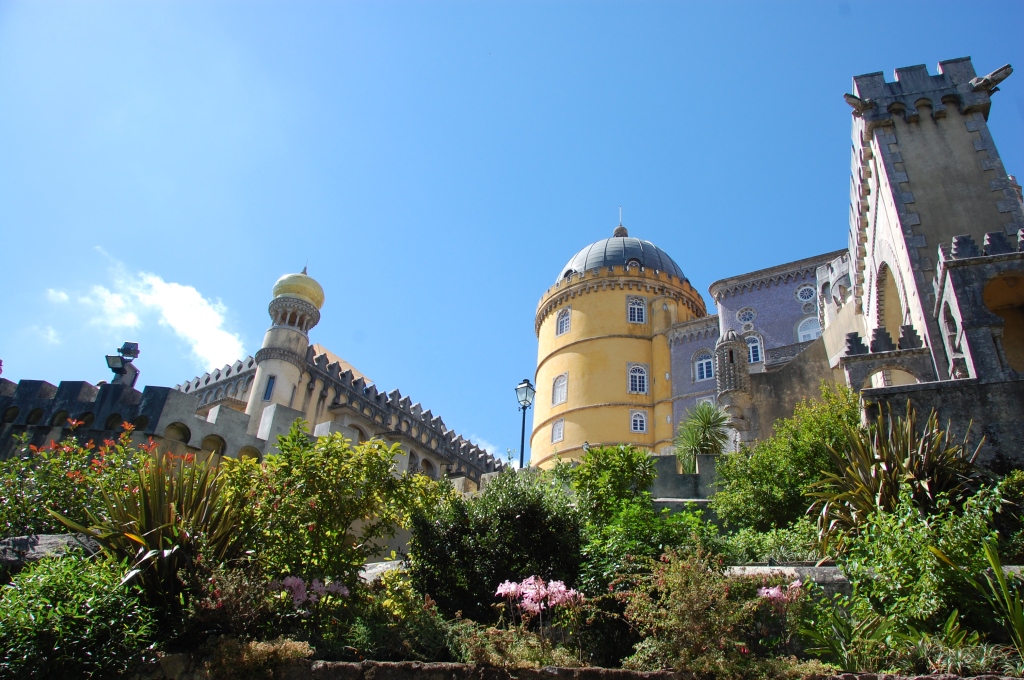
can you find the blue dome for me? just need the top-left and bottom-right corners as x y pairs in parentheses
(558, 227), (686, 283)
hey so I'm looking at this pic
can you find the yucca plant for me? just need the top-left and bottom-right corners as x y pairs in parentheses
(51, 452), (245, 607)
(674, 401), (730, 474)
(808, 403), (985, 554)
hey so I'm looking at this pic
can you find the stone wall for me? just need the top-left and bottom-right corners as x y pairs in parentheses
(748, 338), (840, 441)
(132, 657), (1022, 680)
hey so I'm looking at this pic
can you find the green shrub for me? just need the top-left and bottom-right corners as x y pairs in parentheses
(840, 488), (997, 633)
(719, 516), (819, 565)
(563, 444), (655, 526)
(711, 383), (859, 532)
(810, 404), (988, 553)
(0, 425), (147, 537)
(224, 421), (440, 585)
(409, 468), (583, 623)
(620, 549), (813, 677)
(0, 553), (154, 679)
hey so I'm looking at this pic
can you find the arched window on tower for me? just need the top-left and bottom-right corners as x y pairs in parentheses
(628, 364), (648, 394)
(694, 351), (714, 381)
(551, 419), (564, 443)
(628, 297), (646, 324)
(552, 373), (568, 405)
(556, 308), (571, 336)
(630, 410), (647, 433)
(798, 317), (822, 342)
(746, 336), (762, 364)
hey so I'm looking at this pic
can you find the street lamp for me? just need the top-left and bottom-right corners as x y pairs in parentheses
(514, 378), (536, 469)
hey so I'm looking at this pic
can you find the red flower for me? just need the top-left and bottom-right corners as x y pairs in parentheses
(67, 418), (85, 431)
(121, 421), (135, 433)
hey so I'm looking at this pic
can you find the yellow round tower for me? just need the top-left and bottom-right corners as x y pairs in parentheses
(530, 226), (706, 467)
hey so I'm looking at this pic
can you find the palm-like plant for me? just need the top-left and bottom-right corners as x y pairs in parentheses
(51, 452), (245, 607)
(808, 403), (986, 554)
(674, 401), (730, 474)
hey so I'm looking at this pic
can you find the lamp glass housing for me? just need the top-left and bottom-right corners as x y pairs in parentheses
(515, 379), (536, 407)
(106, 355), (127, 373)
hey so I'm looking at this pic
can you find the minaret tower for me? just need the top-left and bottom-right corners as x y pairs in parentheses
(245, 268), (325, 429)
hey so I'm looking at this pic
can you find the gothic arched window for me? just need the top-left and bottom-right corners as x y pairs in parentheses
(630, 410), (647, 433)
(552, 373), (568, 405)
(556, 308), (571, 336)
(797, 317), (822, 342)
(628, 364), (648, 394)
(628, 297), (646, 324)
(746, 336), (762, 363)
(694, 351), (714, 381)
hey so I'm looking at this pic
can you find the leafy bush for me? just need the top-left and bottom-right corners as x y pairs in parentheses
(620, 549), (813, 677)
(674, 401), (729, 474)
(0, 425), (147, 537)
(563, 444), (655, 526)
(711, 383), (859, 531)
(224, 422), (439, 585)
(409, 468), (583, 623)
(53, 449), (246, 608)
(0, 553), (154, 679)
(719, 516), (819, 565)
(840, 488), (997, 632)
(810, 403), (987, 553)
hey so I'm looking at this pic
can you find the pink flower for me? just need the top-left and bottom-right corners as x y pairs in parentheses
(519, 576), (548, 604)
(758, 585), (783, 600)
(326, 582), (349, 597)
(496, 580), (520, 598)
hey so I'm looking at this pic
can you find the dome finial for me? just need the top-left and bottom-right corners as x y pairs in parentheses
(613, 206), (628, 237)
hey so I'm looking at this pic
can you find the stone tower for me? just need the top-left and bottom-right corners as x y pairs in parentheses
(529, 225), (706, 467)
(245, 268), (326, 431)
(845, 58), (1023, 382)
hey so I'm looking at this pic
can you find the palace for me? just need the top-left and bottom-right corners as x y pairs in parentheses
(0, 269), (504, 489)
(530, 56), (1024, 472)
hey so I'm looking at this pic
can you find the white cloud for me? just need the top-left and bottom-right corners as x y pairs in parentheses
(74, 267), (244, 370)
(132, 273), (244, 369)
(47, 289), (69, 303)
(27, 325), (60, 345)
(81, 285), (140, 328)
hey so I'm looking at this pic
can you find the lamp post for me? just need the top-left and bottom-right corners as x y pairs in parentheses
(514, 378), (536, 469)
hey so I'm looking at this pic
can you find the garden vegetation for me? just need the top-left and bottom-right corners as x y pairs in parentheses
(2, 390), (1024, 678)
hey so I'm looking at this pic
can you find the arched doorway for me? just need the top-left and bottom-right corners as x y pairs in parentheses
(877, 263), (905, 341)
(866, 366), (918, 389)
(983, 273), (1024, 372)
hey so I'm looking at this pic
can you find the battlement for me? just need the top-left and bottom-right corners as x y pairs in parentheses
(850, 57), (1007, 127)
(176, 357), (257, 394)
(535, 264), (703, 335)
(302, 346), (504, 479)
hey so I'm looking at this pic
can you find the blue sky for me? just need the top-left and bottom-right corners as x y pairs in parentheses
(1, 1), (1022, 463)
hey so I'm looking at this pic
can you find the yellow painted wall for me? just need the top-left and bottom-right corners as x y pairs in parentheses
(530, 266), (706, 467)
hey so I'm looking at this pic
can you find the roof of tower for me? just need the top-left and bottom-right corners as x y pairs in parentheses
(272, 268), (325, 309)
(557, 226), (686, 282)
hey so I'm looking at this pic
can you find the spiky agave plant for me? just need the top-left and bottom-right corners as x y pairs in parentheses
(808, 403), (986, 554)
(674, 401), (730, 474)
(51, 452), (245, 607)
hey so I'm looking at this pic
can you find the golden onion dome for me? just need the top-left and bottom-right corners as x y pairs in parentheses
(272, 268), (325, 309)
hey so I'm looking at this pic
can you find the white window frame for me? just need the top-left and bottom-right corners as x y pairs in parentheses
(696, 396), (715, 406)
(627, 363), (649, 394)
(627, 296), (647, 324)
(555, 307), (571, 336)
(797, 316), (822, 342)
(551, 418), (564, 443)
(746, 335), (763, 363)
(693, 351), (714, 382)
(552, 373), (568, 406)
(630, 410), (647, 433)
